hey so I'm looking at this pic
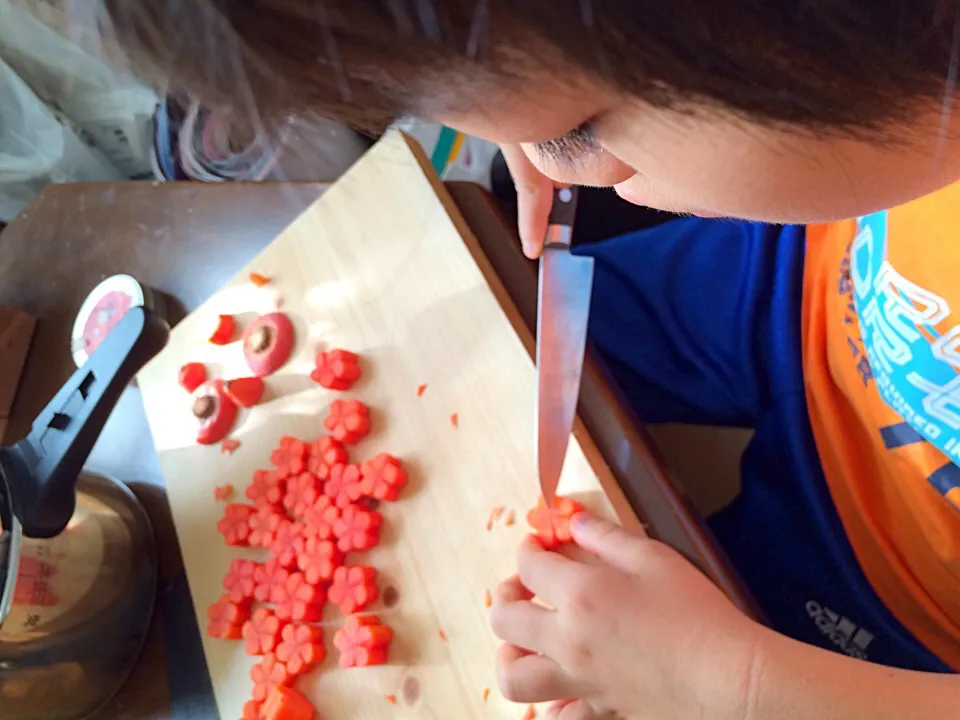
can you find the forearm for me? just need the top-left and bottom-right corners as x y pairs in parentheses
(747, 626), (958, 720)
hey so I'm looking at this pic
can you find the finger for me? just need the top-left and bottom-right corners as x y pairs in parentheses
(517, 535), (582, 607)
(569, 512), (650, 574)
(490, 583), (555, 653)
(553, 699), (598, 720)
(497, 644), (584, 703)
(500, 143), (554, 259)
(494, 574), (534, 603)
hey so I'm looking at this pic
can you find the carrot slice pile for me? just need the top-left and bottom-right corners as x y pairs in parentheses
(526, 495), (585, 550)
(333, 614), (392, 668)
(328, 565), (380, 615)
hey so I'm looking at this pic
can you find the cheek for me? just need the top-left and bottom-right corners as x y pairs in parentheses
(521, 144), (636, 187)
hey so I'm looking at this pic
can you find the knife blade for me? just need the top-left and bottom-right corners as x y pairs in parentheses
(536, 186), (594, 506)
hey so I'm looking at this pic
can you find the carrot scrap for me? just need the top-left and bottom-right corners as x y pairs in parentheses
(209, 314), (236, 345)
(262, 685), (316, 720)
(206, 595), (250, 639)
(328, 565), (379, 615)
(484, 589), (492, 608)
(438, 628), (448, 642)
(220, 438), (241, 455)
(522, 705), (537, 720)
(483, 688), (491, 704)
(504, 509), (517, 527)
(416, 384), (427, 397)
(213, 483), (234, 501)
(385, 694), (397, 705)
(527, 495), (585, 550)
(178, 362), (207, 393)
(249, 272), (271, 287)
(275, 623), (326, 676)
(450, 413), (459, 428)
(333, 614), (392, 668)
(485, 505), (504, 531)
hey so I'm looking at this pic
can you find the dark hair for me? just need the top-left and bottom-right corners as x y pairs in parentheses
(99, 1), (958, 135)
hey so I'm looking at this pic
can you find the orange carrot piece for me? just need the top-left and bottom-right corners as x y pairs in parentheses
(483, 688), (491, 703)
(221, 438), (241, 455)
(450, 413), (459, 428)
(522, 705), (537, 720)
(484, 590), (492, 608)
(438, 628), (448, 642)
(214, 483), (234, 501)
(417, 384), (427, 397)
(504, 509), (517, 526)
(385, 694), (397, 705)
(250, 272), (271, 287)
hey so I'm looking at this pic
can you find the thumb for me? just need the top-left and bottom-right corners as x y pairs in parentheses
(569, 513), (649, 573)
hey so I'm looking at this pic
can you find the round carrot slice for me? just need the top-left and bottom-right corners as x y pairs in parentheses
(243, 312), (295, 377)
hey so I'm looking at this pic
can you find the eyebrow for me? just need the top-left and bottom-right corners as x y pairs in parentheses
(532, 121), (597, 167)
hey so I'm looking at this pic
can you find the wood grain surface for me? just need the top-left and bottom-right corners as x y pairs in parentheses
(137, 132), (636, 719)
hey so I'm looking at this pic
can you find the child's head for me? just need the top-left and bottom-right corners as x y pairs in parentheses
(100, 1), (960, 221)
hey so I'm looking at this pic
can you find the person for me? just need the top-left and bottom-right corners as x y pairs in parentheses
(94, 2), (960, 718)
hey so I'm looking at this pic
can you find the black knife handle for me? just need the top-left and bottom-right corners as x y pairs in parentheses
(547, 186), (579, 229)
(2, 306), (169, 538)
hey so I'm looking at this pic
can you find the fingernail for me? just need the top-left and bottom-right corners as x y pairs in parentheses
(570, 512), (591, 531)
(521, 240), (536, 259)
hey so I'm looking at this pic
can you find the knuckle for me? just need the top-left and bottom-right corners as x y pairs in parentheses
(497, 666), (526, 702)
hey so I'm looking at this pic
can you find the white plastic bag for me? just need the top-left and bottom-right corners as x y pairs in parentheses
(0, 56), (122, 222)
(0, 0), (158, 178)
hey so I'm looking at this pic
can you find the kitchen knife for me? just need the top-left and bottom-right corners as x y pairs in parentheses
(536, 186), (594, 505)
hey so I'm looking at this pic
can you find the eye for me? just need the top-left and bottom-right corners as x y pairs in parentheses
(532, 121), (597, 167)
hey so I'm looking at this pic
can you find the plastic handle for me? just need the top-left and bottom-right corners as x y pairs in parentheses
(0, 306), (169, 538)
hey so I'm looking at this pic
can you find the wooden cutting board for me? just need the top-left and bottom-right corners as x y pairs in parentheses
(137, 132), (637, 720)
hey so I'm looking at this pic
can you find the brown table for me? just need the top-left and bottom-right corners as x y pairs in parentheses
(0, 180), (756, 719)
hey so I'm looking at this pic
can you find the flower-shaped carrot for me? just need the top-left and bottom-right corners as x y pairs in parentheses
(311, 349), (361, 391)
(270, 521), (307, 569)
(241, 700), (262, 720)
(250, 653), (294, 703)
(307, 436), (348, 480)
(248, 506), (288, 549)
(216, 503), (255, 546)
(206, 594), (251, 639)
(242, 608), (286, 656)
(324, 399), (371, 445)
(271, 436), (309, 477)
(323, 463), (365, 509)
(328, 565), (379, 615)
(254, 558), (291, 604)
(332, 503), (382, 554)
(333, 614), (392, 668)
(526, 495), (585, 550)
(296, 536), (344, 586)
(302, 495), (340, 541)
(223, 558), (261, 604)
(284, 472), (323, 518)
(359, 453), (407, 502)
(246, 469), (287, 509)
(273, 571), (327, 623)
(275, 624), (326, 676)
